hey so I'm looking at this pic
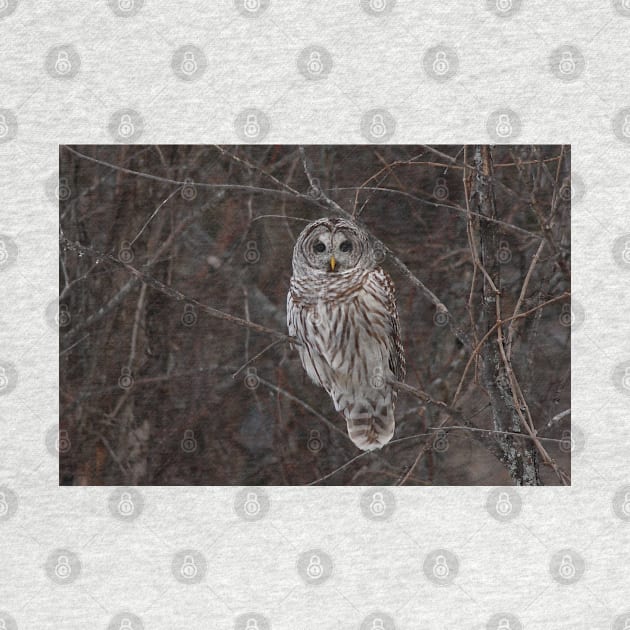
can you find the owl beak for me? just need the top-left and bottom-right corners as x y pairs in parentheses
(329, 256), (336, 272)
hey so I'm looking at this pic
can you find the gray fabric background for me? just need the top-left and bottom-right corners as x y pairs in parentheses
(1, 1), (629, 628)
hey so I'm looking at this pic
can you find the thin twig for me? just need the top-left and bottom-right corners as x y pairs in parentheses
(506, 239), (546, 359)
(60, 235), (296, 344)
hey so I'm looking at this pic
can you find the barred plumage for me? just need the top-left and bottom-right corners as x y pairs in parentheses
(287, 217), (405, 451)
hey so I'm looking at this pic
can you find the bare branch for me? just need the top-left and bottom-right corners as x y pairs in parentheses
(59, 235), (295, 345)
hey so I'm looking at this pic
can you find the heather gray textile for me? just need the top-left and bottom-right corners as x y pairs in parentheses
(1, 1), (629, 628)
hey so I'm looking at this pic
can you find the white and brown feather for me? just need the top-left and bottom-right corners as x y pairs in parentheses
(287, 217), (405, 451)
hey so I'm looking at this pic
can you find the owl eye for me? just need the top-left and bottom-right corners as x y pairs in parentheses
(339, 241), (353, 253)
(313, 242), (326, 253)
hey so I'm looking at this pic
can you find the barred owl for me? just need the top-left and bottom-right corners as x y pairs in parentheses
(287, 217), (405, 451)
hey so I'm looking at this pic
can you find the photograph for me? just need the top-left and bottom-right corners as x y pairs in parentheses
(59, 144), (571, 486)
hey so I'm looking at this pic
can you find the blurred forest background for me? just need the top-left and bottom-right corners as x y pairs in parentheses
(59, 144), (571, 486)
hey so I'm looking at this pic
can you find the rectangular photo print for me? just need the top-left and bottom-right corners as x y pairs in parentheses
(58, 145), (571, 486)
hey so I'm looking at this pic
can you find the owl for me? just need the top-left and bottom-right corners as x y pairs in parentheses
(287, 217), (405, 451)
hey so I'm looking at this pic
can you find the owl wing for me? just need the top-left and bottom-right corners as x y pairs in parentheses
(287, 284), (330, 390)
(367, 267), (406, 384)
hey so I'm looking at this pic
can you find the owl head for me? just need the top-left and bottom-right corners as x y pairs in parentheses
(291, 217), (376, 277)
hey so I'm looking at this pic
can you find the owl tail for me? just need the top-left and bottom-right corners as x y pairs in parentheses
(344, 400), (395, 451)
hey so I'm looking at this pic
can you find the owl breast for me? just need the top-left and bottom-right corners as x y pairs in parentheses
(287, 267), (404, 450)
